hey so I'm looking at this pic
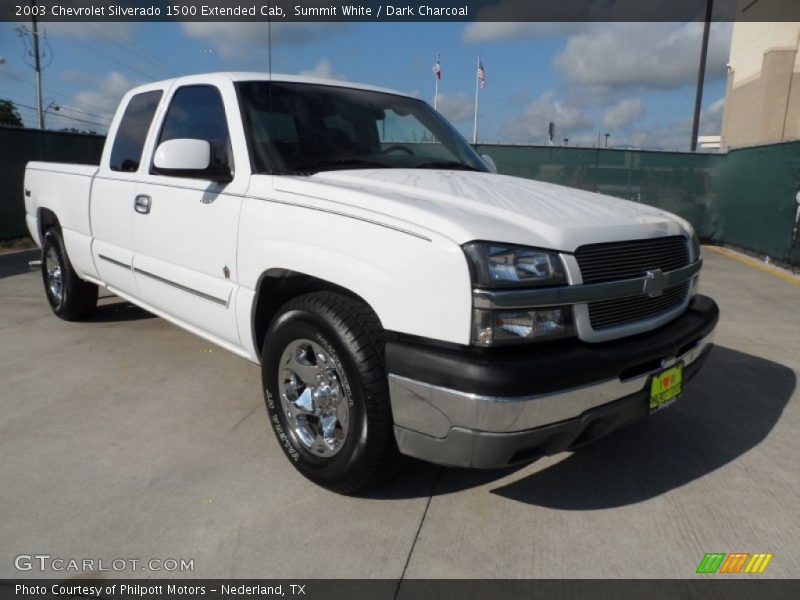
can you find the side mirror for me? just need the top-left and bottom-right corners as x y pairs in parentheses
(481, 154), (498, 174)
(153, 138), (232, 183)
(154, 139), (210, 171)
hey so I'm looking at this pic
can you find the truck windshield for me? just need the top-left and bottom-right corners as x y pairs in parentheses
(236, 81), (488, 175)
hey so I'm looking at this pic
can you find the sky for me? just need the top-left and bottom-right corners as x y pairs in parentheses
(0, 20), (733, 150)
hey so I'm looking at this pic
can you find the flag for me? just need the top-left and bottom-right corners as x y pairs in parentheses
(433, 57), (441, 80)
(477, 61), (486, 89)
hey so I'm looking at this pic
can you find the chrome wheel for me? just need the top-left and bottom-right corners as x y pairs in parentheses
(278, 339), (351, 457)
(44, 246), (64, 306)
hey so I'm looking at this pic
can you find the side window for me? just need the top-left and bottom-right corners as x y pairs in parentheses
(109, 90), (162, 172)
(155, 85), (232, 176)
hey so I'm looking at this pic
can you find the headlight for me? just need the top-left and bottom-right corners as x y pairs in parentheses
(464, 242), (574, 346)
(463, 242), (567, 288)
(689, 231), (701, 262)
(472, 307), (574, 346)
(688, 231), (701, 296)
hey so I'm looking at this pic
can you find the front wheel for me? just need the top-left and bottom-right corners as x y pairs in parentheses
(261, 291), (401, 494)
(41, 228), (98, 320)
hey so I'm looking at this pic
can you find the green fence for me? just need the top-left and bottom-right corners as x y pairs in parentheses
(0, 126), (105, 240)
(1, 127), (798, 266)
(474, 142), (800, 266)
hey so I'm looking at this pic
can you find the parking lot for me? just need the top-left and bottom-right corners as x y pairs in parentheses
(1, 248), (798, 579)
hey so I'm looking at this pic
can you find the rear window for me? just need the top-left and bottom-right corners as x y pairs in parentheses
(109, 90), (162, 172)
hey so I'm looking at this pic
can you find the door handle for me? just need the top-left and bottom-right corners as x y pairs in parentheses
(134, 194), (151, 214)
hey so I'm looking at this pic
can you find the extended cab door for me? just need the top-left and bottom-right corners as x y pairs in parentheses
(132, 82), (247, 346)
(91, 89), (162, 296)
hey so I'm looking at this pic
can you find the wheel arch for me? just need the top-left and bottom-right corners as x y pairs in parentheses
(37, 207), (60, 240)
(251, 268), (381, 362)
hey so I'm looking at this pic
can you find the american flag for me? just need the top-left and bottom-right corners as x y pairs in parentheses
(433, 57), (441, 80)
(477, 61), (486, 89)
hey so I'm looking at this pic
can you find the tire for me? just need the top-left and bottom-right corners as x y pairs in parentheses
(41, 228), (98, 321)
(261, 291), (402, 494)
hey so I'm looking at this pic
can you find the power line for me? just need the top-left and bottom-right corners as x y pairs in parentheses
(0, 70), (115, 121)
(77, 22), (182, 78)
(12, 99), (109, 128)
(46, 22), (160, 81)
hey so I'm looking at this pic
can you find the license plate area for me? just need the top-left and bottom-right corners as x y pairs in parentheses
(649, 362), (684, 412)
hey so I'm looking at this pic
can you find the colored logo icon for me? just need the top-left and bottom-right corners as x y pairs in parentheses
(696, 552), (773, 574)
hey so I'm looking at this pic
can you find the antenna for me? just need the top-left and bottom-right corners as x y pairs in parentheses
(267, 1), (272, 78)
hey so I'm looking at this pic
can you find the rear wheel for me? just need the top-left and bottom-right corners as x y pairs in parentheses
(41, 228), (98, 320)
(261, 291), (401, 494)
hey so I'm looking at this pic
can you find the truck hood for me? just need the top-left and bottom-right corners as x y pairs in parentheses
(272, 169), (690, 251)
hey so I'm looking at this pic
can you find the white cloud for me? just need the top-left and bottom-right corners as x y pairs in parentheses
(573, 97), (724, 151)
(506, 90), (532, 107)
(46, 70), (137, 131)
(71, 71), (137, 116)
(465, 19), (733, 149)
(502, 91), (593, 142)
(602, 98), (646, 130)
(435, 92), (474, 123)
(701, 96), (725, 135)
(553, 22), (733, 89)
(181, 23), (347, 59)
(462, 22), (583, 43)
(298, 58), (347, 81)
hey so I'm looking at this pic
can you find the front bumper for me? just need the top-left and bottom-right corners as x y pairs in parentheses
(387, 295), (719, 468)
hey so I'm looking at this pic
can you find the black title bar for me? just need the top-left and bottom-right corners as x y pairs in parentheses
(2, 579), (800, 600)
(2, 0), (800, 22)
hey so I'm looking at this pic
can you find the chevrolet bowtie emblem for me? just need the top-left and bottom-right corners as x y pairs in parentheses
(643, 269), (667, 297)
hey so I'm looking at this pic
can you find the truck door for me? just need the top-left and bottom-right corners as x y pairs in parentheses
(132, 83), (246, 346)
(91, 89), (162, 297)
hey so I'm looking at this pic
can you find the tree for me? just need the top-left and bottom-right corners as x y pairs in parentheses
(0, 99), (23, 127)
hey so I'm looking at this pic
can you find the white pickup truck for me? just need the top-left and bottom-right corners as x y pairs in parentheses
(24, 72), (718, 493)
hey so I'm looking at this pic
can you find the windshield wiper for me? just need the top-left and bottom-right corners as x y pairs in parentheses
(414, 161), (482, 172)
(286, 158), (388, 174)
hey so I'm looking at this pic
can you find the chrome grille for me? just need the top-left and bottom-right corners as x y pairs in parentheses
(575, 236), (691, 330)
(575, 236), (689, 284)
(588, 282), (689, 330)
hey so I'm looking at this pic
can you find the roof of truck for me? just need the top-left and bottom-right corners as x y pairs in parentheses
(128, 71), (412, 99)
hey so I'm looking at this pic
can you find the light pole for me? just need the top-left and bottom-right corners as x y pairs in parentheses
(691, 0), (714, 152)
(43, 100), (59, 128)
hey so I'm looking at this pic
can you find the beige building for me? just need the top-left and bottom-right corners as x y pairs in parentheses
(721, 19), (800, 150)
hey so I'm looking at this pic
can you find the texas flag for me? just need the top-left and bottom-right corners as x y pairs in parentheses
(433, 57), (441, 80)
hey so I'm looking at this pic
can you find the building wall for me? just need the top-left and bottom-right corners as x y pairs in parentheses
(721, 21), (800, 150)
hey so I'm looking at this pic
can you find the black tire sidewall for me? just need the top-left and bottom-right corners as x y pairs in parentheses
(262, 307), (371, 486)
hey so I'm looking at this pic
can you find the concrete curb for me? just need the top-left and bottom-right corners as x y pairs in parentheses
(0, 248), (40, 279)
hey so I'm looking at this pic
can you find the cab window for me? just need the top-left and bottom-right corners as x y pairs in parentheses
(109, 90), (162, 172)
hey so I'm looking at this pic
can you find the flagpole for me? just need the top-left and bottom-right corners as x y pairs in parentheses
(472, 53), (480, 144)
(434, 53), (439, 110)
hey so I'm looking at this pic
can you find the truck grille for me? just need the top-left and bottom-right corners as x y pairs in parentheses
(587, 281), (689, 330)
(575, 236), (691, 330)
(575, 236), (689, 284)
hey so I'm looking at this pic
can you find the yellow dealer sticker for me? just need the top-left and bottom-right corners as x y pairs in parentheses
(649, 363), (683, 411)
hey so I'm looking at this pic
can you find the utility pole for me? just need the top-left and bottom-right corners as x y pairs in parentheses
(691, 0), (714, 152)
(31, 0), (44, 129)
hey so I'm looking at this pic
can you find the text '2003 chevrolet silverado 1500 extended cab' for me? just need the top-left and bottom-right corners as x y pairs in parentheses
(25, 72), (718, 493)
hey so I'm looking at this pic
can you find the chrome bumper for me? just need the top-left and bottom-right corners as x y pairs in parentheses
(389, 330), (714, 467)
